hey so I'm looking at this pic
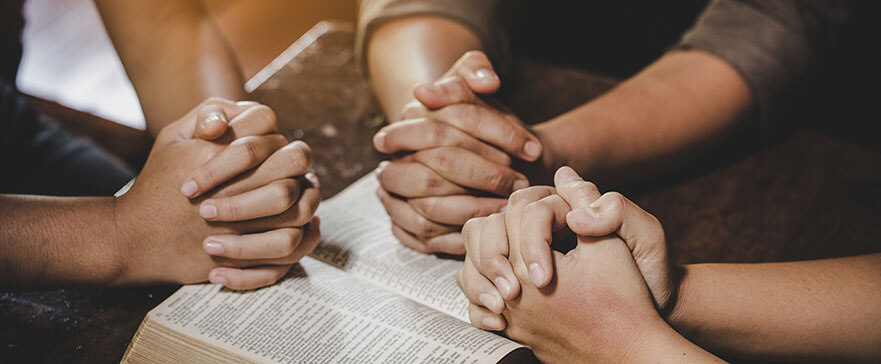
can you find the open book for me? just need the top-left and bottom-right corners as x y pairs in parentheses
(122, 173), (535, 363)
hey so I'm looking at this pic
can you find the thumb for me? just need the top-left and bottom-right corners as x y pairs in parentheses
(566, 189), (675, 310)
(553, 166), (602, 210)
(446, 50), (500, 95)
(193, 100), (259, 141)
(413, 76), (479, 110)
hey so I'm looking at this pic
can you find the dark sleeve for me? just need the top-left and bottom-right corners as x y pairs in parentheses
(676, 0), (850, 121)
(355, 0), (512, 77)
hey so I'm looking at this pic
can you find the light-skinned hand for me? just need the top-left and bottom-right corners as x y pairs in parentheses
(374, 51), (542, 254)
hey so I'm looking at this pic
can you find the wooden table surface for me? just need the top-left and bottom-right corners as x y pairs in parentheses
(2, 21), (880, 363)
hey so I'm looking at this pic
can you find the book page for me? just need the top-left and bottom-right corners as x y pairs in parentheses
(145, 257), (523, 363)
(312, 173), (469, 321)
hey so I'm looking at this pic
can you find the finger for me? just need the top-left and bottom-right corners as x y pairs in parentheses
(194, 100), (260, 140)
(503, 186), (557, 279)
(208, 265), (291, 290)
(200, 178), (301, 221)
(553, 166), (602, 209)
(424, 233), (465, 255)
(376, 161), (468, 197)
(373, 118), (511, 166)
(391, 223), (430, 253)
(242, 181), (320, 230)
(433, 104), (541, 161)
(474, 213), (520, 300)
(252, 217), (322, 266)
(203, 227), (304, 260)
(413, 76), (480, 110)
(180, 134), (288, 198)
(376, 187), (458, 239)
(446, 50), (500, 95)
(195, 102), (230, 140)
(408, 195), (507, 225)
(412, 147), (529, 196)
(216, 104), (280, 144)
(211, 141), (314, 199)
(567, 192), (665, 251)
(468, 303), (506, 331)
(517, 195), (571, 288)
(456, 257), (505, 314)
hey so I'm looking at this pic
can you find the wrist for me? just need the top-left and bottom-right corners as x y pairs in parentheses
(665, 264), (695, 333)
(108, 193), (145, 285)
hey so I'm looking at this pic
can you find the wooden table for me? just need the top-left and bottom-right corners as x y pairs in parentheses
(2, 21), (880, 363)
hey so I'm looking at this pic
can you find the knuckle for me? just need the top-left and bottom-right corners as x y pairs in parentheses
(484, 169), (512, 193)
(400, 102), (425, 120)
(428, 121), (451, 145)
(251, 105), (278, 129)
(225, 203), (244, 221)
(282, 143), (311, 173)
(420, 171), (446, 194)
(605, 191), (626, 213)
(273, 181), (297, 209)
(414, 214), (438, 237)
(232, 136), (262, 165)
(575, 180), (599, 194)
(411, 198), (440, 219)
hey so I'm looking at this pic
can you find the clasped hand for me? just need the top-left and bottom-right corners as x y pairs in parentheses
(373, 51), (543, 254)
(456, 166), (682, 362)
(114, 98), (320, 290)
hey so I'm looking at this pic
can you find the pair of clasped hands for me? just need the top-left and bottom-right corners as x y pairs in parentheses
(375, 52), (699, 363)
(115, 98), (320, 290)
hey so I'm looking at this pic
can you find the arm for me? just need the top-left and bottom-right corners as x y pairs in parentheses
(1, 100), (321, 290)
(0, 195), (127, 286)
(533, 49), (753, 184)
(366, 16), (483, 121)
(95, 0), (245, 135)
(670, 254), (881, 362)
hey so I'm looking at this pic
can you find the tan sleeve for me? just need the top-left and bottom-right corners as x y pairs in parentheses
(355, 0), (511, 78)
(677, 0), (849, 122)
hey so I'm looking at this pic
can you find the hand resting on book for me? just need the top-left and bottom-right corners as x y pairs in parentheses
(116, 98), (321, 290)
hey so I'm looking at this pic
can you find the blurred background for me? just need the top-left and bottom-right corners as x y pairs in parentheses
(17, 0), (355, 130)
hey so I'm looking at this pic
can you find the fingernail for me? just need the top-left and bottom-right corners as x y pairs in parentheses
(557, 166), (581, 184)
(200, 202), (218, 219)
(473, 68), (497, 81)
(373, 131), (386, 149)
(482, 316), (504, 330)
(205, 112), (226, 126)
(376, 160), (389, 175)
(528, 263), (546, 286)
(305, 172), (320, 188)
(180, 179), (198, 197)
(513, 179), (529, 191)
(523, 140), (541, 159)
(236, 100), (258, 106)
(494, 277), (512, 298)
(204, 239), (224, 255)
(479, 293), (501, 312)
(209, 274), (227, 286)
(571, 206), (599, 222)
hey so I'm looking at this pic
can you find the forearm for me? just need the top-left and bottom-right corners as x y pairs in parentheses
(96, 0), (245, 135)
(668, 254), (881, 362)
(0, 195), (126, 287)
(366, 16), (483, 121)
(533, 49), (753, 184)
